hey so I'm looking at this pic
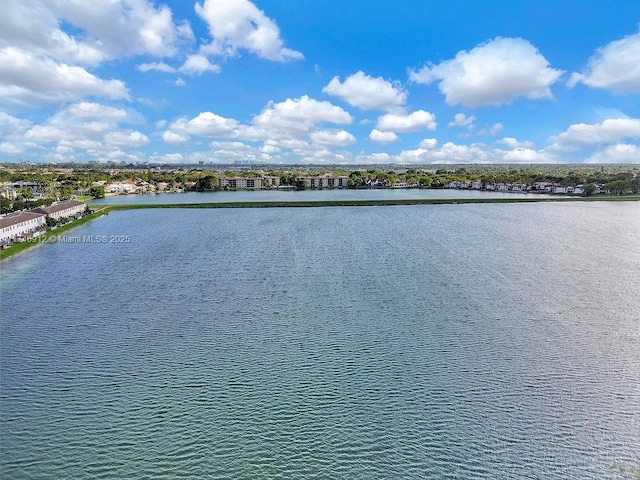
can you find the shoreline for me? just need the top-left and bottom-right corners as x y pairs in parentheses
(2, 195), (639, 262)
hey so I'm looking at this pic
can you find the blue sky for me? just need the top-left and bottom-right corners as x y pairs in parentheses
(1, 0), (639, 165)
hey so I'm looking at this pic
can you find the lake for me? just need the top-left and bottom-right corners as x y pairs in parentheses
(1, 202), (639, 478)
(88, 188), (549, 205)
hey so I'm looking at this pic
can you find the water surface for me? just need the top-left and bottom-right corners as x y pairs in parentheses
(89, 188), (548, 205)
(1, 202), (639, 478)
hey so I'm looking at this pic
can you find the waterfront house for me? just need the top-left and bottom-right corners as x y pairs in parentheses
(0, 211), (46, 244)
(32, 200), (86, 221)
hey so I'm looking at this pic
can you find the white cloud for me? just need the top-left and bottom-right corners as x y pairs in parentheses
(311, 129), (356, 147)
(0, 0), (106, 66)
(0, 47), (129, 106)
(477, 122), (504, 136)
(178, 54), (220, 76)
(448, 113), (476, 128)
(175, 78), (186, 87)
(0, 142), (24, 156)
(66, 102), (129, 122)
(419, 138), (438, 149)
(568, 31), (640, 93)
(46, 0), (193, 59)
(195, 0), (303, 62)
(410, 37), (563, 107)
(167, 112), (239, 139)
(162, 130), (189, 145)
(1, 102), (151, 162)
(322, 71), (407, 111)
(394, 141), (556, 164)
(584, 143), (640, 163)
(498, 137), (534, 149)
(104, 130), (150, 148)
(0, 112), (31, 137)
(550, 118), (640, 147)
(376, 110), (436, 132)
(253, 95), (353, 133)
(137, 62), (176, 73)
(369, 129), (399, 144)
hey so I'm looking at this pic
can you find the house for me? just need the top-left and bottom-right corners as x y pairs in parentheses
(32, 200), (86, 221)
(0, 211), (46, 244)
(105, 182), (136, 194)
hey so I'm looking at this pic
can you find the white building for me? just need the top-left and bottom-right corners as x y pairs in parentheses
(0, 211), (46, 244)
(32, 200), (86, 221)
(219, 177), (263, 189)
(105, 183), (136, 194)
(299, 175), (349, 188)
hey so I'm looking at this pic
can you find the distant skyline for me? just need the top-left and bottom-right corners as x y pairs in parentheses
(1, 0), (639, 165)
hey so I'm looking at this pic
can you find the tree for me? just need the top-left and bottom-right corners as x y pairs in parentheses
(0, 196), (11, 214)
(196, 175), (217, 191)
(60, 184), (76, 200)
(17, 188), (34, 200)
(90, 186), (106, 198)
(582, 183), (596, 197)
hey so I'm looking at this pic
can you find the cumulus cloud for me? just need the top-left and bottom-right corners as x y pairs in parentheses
(322, 71), (407, 111)
(448, 113), (476, 128)
(1, 101), (151, 162)
(568, 31), (640, 93)
(162, 130), (189, 145)
(550, 118), (640, 147)
(137, 62), (176, 73)
(66, 102), (129, 122)
(0, 0), (105, 65)
(498, 137), (534, 149)
(0, 112), (31, 137)
(46, 0), (193, 59)
(419, 138), (438, 149)
(376, 110), (437, 132)
(394, 141), (556, 164)
(253, 95), (353, 133)
(104, 130), (150, 148)
(167, 112), (239, 139)
(477, 122), (504, 136)
(584, 143), (640, 163)
(311, 129), (356, 147)
(0, 47), (129, 106)
(410, 37), (563, 107)
(195, 0), (303, 62)
(178, 54), (220, 75)
(369, 129), (399, 144)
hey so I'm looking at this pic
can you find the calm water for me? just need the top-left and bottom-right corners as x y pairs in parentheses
(88, 188), (548, 205)
(1, 202), (639, 479)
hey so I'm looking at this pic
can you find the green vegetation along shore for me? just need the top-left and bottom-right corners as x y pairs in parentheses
(0, 207), (111, 261)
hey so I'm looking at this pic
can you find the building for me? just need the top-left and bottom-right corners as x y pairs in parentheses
(219, 177), (263, 189)
(105, 182), (136, 194)
(299, 175), (349, 189)
(32, 200), (86, 221)
(0, 211), (46, 244)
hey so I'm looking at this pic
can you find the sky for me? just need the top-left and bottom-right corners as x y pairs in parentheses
(1, 0), (639, 165)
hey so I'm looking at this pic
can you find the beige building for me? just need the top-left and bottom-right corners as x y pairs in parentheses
(0, 211), (46, 244)
(32, 200), (86, 221)
(219, 177), (263, 189)
(299, 175), (349, 189)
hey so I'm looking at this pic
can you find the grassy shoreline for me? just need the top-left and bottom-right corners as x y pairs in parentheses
(0, 207), (113, 261)
(2, 195), (639, 262)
